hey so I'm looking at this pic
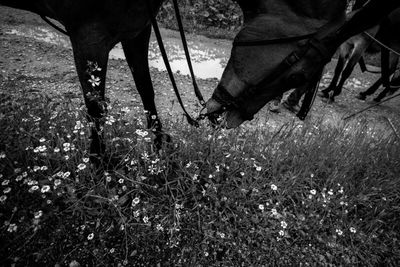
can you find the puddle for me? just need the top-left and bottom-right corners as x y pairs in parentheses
(6, 26), (229, 79)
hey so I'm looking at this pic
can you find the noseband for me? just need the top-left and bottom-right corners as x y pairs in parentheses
(211, 35), (331, 120)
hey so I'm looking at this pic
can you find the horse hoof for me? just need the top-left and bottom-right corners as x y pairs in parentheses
(89, 153), (103, 167)
(89, 140), (105, 156)
(282, 101), (300, 113)
(321, 97), (334, 104)
(154, 132), (172, 150)
(317, 91), (329, 99)
(268, 100), (281, 113)
(356, 93), (366, 100)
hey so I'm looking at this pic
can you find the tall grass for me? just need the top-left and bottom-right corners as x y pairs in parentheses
(1, 92), (399, 266)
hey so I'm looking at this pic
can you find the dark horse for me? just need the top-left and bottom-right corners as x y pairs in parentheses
(205, 0), (347, 128)
(1, 0), (165, 157)
(319, 2), (400, 103)
(205, 0), (400, 128)
(259, 0), (400, 108)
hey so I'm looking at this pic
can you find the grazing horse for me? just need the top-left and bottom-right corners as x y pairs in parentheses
(318, 26), (379, 103)
(205, 0), (347, 128)
(0, 0), (165, 157)
(357, 9), (400, 102)
(318, 0), (377, 103)
(357, 52), (400, 102)
(271, 0), (400, 102)
(320, 7), (400, 103)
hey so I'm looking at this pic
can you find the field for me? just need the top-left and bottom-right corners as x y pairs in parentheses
(1, 5), (400, 267)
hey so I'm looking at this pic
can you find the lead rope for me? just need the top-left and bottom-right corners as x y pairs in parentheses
(146, 2), (199, 127)
(343, 91), (400, 120)
(172, 0), (205, 106)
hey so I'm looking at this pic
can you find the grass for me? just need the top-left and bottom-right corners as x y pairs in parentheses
(0, 91), (399, 266)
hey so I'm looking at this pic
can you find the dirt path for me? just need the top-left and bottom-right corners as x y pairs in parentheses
(1, 6), (399, 137)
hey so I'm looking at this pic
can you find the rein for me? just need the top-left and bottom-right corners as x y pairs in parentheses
(147, 1), (207, 127)
(343, 91), (400, 120)
(172, 0), (206, 106)
(147, 1), (199, 127)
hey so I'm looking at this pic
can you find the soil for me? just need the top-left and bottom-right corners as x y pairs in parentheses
(1, 6), (400, 138)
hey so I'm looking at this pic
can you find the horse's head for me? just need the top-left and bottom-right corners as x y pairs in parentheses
(206, 0), (346, 128)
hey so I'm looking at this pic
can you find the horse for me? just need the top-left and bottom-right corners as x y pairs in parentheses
(318, 26), (378, 102)
(320, 5), (400, 103)
(0, 0), (165, 158)
(356, 53), (400, 102)
(320, 25), (400, 103)
(356, 9), (400, 102)
(311, 0), (378, 104)
(205, 0), (347, 128)
(263, 0), (400, 107)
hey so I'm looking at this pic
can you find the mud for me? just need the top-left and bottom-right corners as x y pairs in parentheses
(1, 6), (400, 139)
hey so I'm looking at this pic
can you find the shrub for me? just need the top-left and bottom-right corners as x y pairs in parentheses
(158, 0), (242, 38)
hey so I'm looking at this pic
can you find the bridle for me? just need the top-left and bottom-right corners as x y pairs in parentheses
(147, 2), (332, 124)
(208, 34), (331, 121)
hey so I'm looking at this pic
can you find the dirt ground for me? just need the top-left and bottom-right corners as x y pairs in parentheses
(1, 6), (400, 137)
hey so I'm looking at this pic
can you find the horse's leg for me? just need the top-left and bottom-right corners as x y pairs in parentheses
(285, 84), (307, 107)
(320, 48), (347, 98)
(357, 77), (383, 100)
(380, 47), (391, 89)
(332, 48), (363, 101)
(374, 54), (399, 102)
(69, 25), (111, 157)
(122, 26), (170, 147)
(388, 68), (400, 94)
(268, 94), (282, 113)
(282, 85), (306, 113)
(283, 69), (323, 114)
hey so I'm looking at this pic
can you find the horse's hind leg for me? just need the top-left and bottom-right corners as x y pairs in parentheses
(389, 68), (400, 94)
(122, 26), (170, 147)
(357, 77), (383, 100)
(69, 25), (111, 157)
(374, 54), (399, 102)
(320, 52), (346, 98)
(332, 48), (363, 100)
